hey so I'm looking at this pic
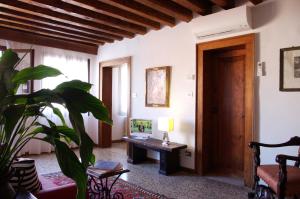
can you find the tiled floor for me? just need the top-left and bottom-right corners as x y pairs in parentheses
(28, 143), (250, 199)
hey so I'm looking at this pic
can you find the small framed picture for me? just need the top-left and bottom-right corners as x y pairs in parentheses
(145, 66), (171, 107)
(280, 46), (300, 91)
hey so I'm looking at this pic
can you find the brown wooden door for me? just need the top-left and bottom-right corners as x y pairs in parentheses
(99, 67), (112, 147)
(203, 48), (245, 178)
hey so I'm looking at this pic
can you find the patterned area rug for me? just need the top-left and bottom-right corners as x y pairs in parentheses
(42, 172), (169, 199)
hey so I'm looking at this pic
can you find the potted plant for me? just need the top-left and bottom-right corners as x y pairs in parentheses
(0, 49), (112, 199)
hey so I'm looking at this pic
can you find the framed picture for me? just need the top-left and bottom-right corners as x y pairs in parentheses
(14, 49), (35, 94)
(145, 66), (171, 107)
(280, 46), (300, 91)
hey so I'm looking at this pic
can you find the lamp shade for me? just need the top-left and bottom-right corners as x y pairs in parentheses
(158, 117), (174, 132)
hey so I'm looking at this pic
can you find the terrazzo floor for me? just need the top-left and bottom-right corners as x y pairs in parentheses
(27, 143), (250, 199)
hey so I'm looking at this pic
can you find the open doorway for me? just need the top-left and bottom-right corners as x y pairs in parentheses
(196, 34), (255, 186)
(98, 57), (131, 147)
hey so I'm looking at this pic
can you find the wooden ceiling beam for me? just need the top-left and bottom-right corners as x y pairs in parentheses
(210, 0), (235, 9)
(0, 13), (114, 43)
(64, 0), (160, 30)
(0, 27), (98, 54)
(20, 0), (147, 34)
(0, 0), (134, 38)
(138, 0), (193, 22)
(249, 0), (263, 5)
(0, 20), (103, 45)
(99, 0), (176, 27)
(171, 0), (212, 15)
(0, 7), (122, 41)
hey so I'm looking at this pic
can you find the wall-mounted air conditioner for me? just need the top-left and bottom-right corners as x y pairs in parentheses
(191, 5), (253, 39)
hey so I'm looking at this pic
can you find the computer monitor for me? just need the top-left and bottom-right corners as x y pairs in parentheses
(130, 119), (152, 139)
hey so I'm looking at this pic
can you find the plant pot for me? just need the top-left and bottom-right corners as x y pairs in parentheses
(0, 168), (16, 199)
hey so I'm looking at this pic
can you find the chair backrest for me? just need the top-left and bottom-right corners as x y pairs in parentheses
(286, 136), (300, 167)
(285, 136), (300, 146)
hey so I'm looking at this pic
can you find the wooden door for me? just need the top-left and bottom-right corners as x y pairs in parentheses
(99, 67), (112, 147)
(196, 34), (255, 186)
(203, 48), (246, 178)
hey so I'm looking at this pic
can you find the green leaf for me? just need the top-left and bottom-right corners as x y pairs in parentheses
(0, 80), (7, 100)
(60, 88), (112, 125)
(31, 127), (44, 135)
(3, 69), (18, 94)
(55, 80), (92, 92)
(68, 107), (94, 169)
(54, 139), (87, 199)
(50, 105), (66, 126)
(0, 49), (19, 75)
(24, 103), (46, 117)
(56, 126), (80, 145)
(29, 89), (64, 105)
(3, 105), (25, 140)
(12, 65), (62, 85)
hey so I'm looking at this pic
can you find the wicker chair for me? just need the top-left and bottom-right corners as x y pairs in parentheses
(248, 136), (300, 199)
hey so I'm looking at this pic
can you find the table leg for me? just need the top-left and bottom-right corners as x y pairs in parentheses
(159, 150), (180, 175)
(87, 174), (125, 199)
(127, 143), (147, 164)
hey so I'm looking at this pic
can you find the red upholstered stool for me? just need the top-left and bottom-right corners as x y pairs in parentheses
(35, 173), (88, 199)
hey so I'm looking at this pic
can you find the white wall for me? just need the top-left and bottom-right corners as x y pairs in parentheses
(98, 0), (300, 169)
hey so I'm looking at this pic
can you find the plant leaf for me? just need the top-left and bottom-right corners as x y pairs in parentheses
(0, 80), (7, 101)
(59, 88), (112, 125)
(24, 103), (46, 117)
(49, 105), (66, 126)
(3, 104), (25, 140)
(29, 89), (64, 105)
(54, 139), (87, 199)
(3, 69), (18, 94)
(56, 126), (80, 145)
(12, 65), (62, 85)
(68, 107), (94, 169)
(0, 49), (19, 75)
(55, 80), (92, 92)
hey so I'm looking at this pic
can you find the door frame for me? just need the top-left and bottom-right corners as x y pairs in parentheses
(98, 56), (132, 147)
(195, 34), (255, 186)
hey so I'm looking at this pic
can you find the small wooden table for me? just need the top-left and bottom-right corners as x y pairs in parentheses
(87, 166), (129, 199)
(123, 136), (187, 175)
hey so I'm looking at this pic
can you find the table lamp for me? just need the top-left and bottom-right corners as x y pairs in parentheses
(158, 117), (174, 146)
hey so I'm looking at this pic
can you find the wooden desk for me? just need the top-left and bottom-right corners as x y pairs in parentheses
(123, 136), (187, 175)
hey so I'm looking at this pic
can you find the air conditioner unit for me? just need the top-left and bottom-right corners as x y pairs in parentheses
(191, 5), (253, 39)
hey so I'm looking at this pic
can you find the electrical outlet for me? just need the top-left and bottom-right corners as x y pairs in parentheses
(187, 92), (194, 97)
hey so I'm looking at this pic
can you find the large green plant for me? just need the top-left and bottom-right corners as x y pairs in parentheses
(0, 49), (112, 199)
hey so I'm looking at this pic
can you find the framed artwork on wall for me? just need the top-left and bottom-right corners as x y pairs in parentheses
(145, 66), (171, 107)
(14, 49), (35, 94)
(280, 46), (300, 91)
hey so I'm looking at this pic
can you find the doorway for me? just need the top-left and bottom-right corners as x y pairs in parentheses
(196, 34), (255, 186)
(99, 57), (131, 148)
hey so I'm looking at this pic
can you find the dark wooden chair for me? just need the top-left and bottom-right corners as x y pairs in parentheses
(248, 136), (300, 199)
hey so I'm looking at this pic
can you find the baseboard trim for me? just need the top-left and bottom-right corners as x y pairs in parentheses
(146, 157), (160, 164)
(180, 166), (196, 173)
(147, 157), (196, 173)
(112, 139), (125, 143)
